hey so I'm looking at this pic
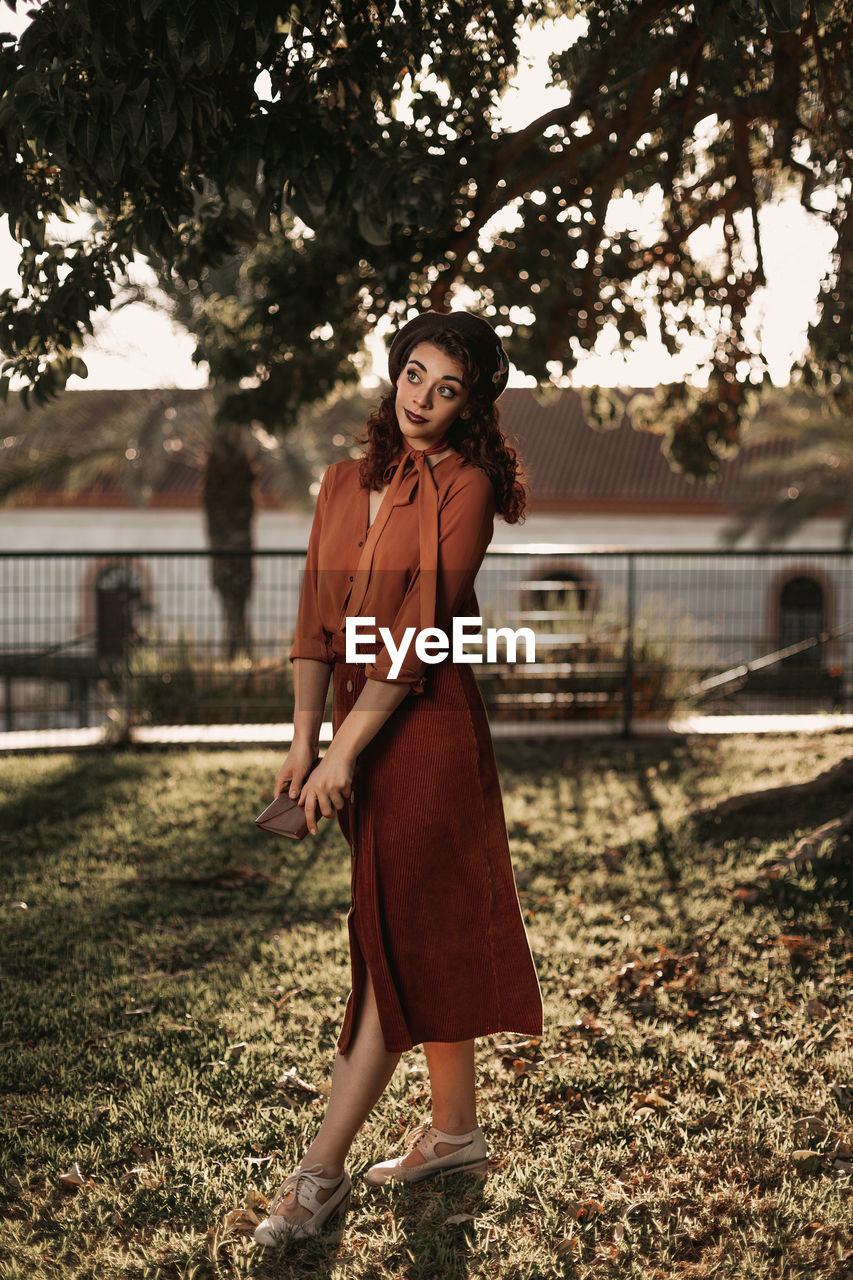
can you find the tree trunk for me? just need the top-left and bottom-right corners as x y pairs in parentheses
(202, 427), (256, 660)
(692, 758), (853, 817)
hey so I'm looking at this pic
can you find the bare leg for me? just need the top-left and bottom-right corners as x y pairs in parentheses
(270, 970), (401, 1225)
(400, 1038), (478, 1169)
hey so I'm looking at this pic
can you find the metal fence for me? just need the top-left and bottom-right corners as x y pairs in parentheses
(1, 547), (851, 734)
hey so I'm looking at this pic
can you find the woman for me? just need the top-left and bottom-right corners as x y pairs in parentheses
(253, 309), (543, 1246)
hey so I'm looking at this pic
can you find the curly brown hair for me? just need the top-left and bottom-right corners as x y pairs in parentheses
(354, 327), (527, 524)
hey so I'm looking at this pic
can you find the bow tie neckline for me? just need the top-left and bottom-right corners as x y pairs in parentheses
(348, 437), (454, 640)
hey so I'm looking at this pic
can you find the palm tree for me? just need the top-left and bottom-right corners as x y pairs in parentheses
(720, 386), (853, 548)
(0, 383), (376, 657)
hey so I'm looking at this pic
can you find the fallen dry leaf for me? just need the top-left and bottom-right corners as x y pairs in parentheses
(245, 1185), (269, 1212)
(690, 1109), (720, 1131)
(793, 1115), (829, 1140)
(222, 1207), (261, 1236)
(444, 1213), (476, 1226)
(776, 934), (821, 961)
(59, 1161), (92, 1189)
(831, 1083), (853, 1110)
(632, 1090), (671, 1110)
(792, 1150), (824, 1173)
(806, 998), (832, 1021)
(574, 1012), (613, 1038)
(566, 1198), (604, 1221)
(277, 1067), (319, 1094)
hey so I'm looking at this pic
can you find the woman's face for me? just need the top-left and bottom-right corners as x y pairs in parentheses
(394, 341), (471, 453)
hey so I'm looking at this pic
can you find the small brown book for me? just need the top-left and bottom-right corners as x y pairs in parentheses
(254, 757), (322, 840)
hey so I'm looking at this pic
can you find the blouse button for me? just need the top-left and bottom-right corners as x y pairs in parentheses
(346, 679), (353, 693)
(357, 540), (363, 547)
(348, 575), (353, 582)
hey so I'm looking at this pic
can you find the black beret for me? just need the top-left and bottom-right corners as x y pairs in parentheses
(387, 310), (509, 401)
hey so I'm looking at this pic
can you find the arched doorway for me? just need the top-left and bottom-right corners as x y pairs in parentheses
(95, 564), (145, 661)
(779, 575), (824, 667)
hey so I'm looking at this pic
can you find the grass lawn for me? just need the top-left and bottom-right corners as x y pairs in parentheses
(1, 731), (852, 1280)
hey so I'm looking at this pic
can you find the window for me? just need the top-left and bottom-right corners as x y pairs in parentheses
(520, 560), (594, 617)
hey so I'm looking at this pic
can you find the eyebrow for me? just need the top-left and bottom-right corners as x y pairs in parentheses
(407, 358), (464, 386)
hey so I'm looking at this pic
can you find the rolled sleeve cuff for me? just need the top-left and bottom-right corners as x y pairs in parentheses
(289, 634), (335, 665)
(364, 663), (428, 696)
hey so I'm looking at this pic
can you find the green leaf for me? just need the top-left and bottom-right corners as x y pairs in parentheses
(124, 103), (145, 145)
(177, 123), (194, 161)
(160, 75), (175, 113)
(729, 0), (761, 20)
(149, 99), (177, 149)
(176, 87), (194, 129)
(357, 209), (391, 246)
(762, 0), (803, 30)
(194, 37), (213, 74)
(82, 113), (100, 160)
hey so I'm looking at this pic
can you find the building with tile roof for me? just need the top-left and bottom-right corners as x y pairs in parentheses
(1, 387), (848, 729)
(0, 384), (845, 549)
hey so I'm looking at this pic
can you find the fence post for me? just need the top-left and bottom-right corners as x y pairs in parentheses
(622, 553), (635, 739)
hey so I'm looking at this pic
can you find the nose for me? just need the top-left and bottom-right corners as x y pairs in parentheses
(412, 384), (432, 408)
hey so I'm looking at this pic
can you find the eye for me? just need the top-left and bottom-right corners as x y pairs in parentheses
(438, 385), (456, 398)
(406, 368), (420, 382)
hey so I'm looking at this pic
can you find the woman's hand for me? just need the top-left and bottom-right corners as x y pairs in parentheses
(298, 744), (355, 836)
(273, 740), (319, 801)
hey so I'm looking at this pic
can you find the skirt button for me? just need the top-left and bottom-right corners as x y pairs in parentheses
(346, 679), (353, 693)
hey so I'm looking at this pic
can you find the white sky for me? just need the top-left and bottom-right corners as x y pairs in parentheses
(0, 11), (837, 392)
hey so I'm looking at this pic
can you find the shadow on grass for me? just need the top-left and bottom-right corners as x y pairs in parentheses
(689, 772), (853, 927)
(365, 1176), (486, 1280)
(0, 749), (350, 937)
(0, 750), (355, 1093)
(3, 737), (852, 1279)
(498, 734), (710, 887)
(0, 750), (148, 838)
(225, 1176), (486, 1279)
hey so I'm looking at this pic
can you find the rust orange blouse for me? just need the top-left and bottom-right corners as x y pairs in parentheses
(288, 444), (497, 694)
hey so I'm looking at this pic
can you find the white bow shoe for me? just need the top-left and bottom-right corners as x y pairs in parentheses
(364, 1122), (488, 1186)
(253, 1164), (351, 1245)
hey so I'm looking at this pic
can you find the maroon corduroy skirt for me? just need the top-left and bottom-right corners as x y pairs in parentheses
(331, 656), (543, 1054)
